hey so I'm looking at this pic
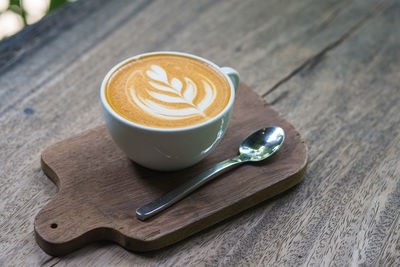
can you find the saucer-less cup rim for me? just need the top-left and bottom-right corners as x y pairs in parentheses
(100, 51), (237, 133)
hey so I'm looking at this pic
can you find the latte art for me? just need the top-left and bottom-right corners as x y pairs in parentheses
(106, 54), (231, 128)
(130, 65), (216, 120)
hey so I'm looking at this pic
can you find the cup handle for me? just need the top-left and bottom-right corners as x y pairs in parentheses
(221, 67), (240, 91)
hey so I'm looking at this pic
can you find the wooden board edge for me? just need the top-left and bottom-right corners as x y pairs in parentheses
(40, 155), (61, 188)
(34, 226), (146, 256)
(34, 157), (307, 256)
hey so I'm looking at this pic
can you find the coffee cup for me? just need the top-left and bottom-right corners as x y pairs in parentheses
(100, 51), (239, 171)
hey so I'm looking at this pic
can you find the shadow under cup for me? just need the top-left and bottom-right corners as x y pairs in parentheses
(100, 52), (239, 171)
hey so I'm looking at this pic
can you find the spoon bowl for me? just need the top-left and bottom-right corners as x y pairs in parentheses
(239, 126), (285, 161)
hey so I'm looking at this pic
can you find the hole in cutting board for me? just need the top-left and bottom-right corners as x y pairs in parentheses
(51, 223), (58, 229)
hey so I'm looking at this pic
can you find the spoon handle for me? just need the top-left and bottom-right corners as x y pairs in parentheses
(136, 155), (247, 220)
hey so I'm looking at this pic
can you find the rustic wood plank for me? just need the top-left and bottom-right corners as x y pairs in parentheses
(258, 1), (400, 266)
(1, 0), (398, 265)
(0, 0), (383, 116)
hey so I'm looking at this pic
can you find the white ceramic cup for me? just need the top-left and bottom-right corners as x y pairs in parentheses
(100, 51), (239, 171)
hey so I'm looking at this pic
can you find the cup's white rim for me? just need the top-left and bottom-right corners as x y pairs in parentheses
(100, 51), (236, 133)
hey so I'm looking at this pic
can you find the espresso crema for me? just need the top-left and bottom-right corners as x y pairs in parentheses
(105, 54), (231, 128)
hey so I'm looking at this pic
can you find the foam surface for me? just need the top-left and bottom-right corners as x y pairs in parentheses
(105, 54), (231, 128)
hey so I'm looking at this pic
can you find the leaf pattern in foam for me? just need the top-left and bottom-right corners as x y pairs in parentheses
(171, 78), (183, 92)
(197, 80), (216, 111)
(146, 65), (168, 84)
(147, 91), (185, 103)
(183, 78), (196, 102)
(130, 65), (217, 119)
(149, 81), (177, 94)
(130, 89), (193, 120)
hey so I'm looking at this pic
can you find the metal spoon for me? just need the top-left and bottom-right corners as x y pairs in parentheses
(136, 126), (285, 220)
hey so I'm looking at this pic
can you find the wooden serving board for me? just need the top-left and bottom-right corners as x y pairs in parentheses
(35, 83), (308, 256)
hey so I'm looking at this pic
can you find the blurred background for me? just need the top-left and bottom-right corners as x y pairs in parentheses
(0, 0), (74, 40)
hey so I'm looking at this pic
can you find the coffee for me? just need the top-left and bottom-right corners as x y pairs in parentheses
(105, 54), (231, 128)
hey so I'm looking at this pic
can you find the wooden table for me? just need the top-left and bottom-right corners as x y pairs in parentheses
(1, 0), (399, 265)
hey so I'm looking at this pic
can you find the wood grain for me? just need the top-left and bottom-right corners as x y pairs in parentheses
(1, 0), (399, 265)
(35, 83), (307, 256)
